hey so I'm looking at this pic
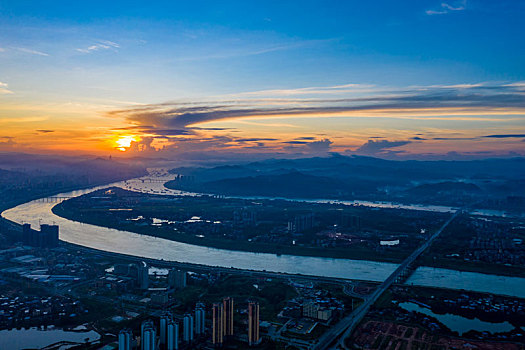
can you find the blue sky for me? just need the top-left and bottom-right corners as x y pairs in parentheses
(0, 0), (524, 158)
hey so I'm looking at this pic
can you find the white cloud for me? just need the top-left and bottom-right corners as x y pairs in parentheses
(176, 38), (335, 62)
(230, 83), (378, 97)
(0, 81), (13, 94)
(426, 0), (467, 15)
(426, 10), (448, 15)
(16, 47), (49, 56)
(442, 2), (466, 11)
(504, 82), (525, 90)
(76, 40), (120, 54)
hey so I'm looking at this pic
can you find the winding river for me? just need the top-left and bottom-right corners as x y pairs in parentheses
(2, 172), (525, 298)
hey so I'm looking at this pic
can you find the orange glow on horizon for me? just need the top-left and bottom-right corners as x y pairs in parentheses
(114, 135), (138, 152)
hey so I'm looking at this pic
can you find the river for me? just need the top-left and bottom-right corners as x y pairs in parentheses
(0, 326), (100, 350)
(2, 173), (525, 298)
(397, 301), (517, 335)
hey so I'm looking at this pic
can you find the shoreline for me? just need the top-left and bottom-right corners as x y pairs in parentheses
(4, 173), (524, 281)
(52, 199), (525, 279)
(51, 199), (413, 264)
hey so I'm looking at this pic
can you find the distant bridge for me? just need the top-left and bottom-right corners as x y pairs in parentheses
(34, 196), (74, 203)
(136, 179), (170, 183)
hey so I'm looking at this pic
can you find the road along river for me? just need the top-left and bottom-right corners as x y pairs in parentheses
(2, 174), (525, 298)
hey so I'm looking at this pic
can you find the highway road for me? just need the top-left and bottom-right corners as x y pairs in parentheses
(314, 210), (460, 350)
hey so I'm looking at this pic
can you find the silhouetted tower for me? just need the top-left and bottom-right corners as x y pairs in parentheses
(183, 314), (194, 343)
(166, 319), (179, 350)
(138, 261), (149, 290)
(195, 305), (205, 335)
(248, 302), (260, 346)
(159, 314), (171, 346)
(118, 328), (133, 350)
(222, 297), (234, 337)
(168, 269), (187, 289)
(141, 320), (156, 350)
(212, 303), (223, 347)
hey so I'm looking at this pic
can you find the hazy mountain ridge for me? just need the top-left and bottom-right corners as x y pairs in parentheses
(190, 171), (377, 198)
(167, 155), (525, 206)
(406, 181), (483, 196)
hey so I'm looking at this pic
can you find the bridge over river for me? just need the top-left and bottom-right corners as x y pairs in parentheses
(314, 210), (460, 350)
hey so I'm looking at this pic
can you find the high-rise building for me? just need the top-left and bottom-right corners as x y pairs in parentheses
(212, 303), (223, 346)
(288, 213), (314, 233)
(342, 213), (361, 230)
(195, 306), (205, 335)
(151, 291), (169, 305)
(138, 261), (149, 290)
(167, 319), (179, 350)
(40, 224), (59, 247)
(222, 297), (234, 337)
(114, 263), (135, 276)
(22, 223), (35, 246)
(118, 328), (133, 350)
(248, 302), (260, 346)
(302, 300), (319, 318)
(22, 223), (59, 247)
(182, 314), (194, 343)
(233, 208), (257, 227)
(159, 314), (170, 345)
(168, 269), (187, 289)
(141, 320), (156, 350)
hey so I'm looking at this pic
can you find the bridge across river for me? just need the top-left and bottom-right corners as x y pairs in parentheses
(34, 196), (74, 203)
(314, 210), (460, 350)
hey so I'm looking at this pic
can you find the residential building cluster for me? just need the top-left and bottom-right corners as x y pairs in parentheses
(0, 294), (85, 330)
(279, 294), (344, 324)
(462, 218), (525, 266)
(0, 243), (101, 286)
(22, 223), (59, 248)
(117, 298), (260, 349)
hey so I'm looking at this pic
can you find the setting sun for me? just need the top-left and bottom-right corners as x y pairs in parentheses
(115, 135), (137, 152)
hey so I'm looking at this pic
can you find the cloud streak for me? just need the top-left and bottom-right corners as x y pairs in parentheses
(16, 47), (49, 56)
(426, 0), (467, 15)
(76, 40), (120, 54)
(0, 81), (13, 94)
(483, 134), (525, 139)
(108, 81), (525, 139)
(355, 139), (412, 156)
(104, 81), (525, 159)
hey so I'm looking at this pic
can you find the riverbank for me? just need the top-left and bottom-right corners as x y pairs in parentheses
(0, 171), (148, 215)
(418, 256), (525, 278)
(51, 202), (409, 263)
(5, 172), (525, 288)
(51, 189), (525, 278)
(0, 174), (149, 244)
(0, 166), (148, 214)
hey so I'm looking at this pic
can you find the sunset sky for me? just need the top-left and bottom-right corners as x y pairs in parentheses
(1, 0), (524, 160)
